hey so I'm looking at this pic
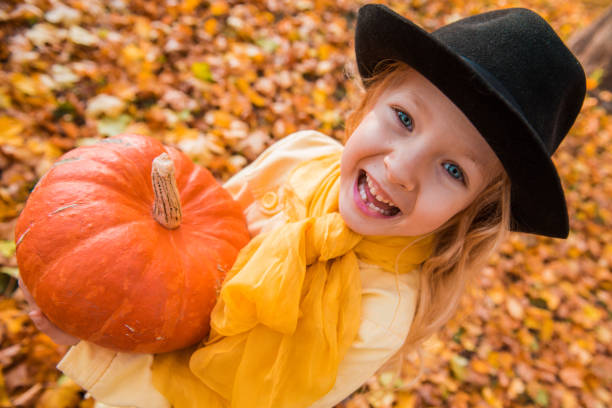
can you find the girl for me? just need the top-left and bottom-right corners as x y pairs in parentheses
(23, 4), (585, 408)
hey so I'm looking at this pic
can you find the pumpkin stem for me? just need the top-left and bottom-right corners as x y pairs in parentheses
(152, 153), (182, 229)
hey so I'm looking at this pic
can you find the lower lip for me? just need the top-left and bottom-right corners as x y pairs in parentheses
(352, 171), (394, 219)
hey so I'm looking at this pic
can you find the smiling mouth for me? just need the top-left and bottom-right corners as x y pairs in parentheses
(355, 170), (401, 217)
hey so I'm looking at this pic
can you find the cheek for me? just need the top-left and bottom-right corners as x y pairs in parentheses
(414, 189), (471, 231)
(342, 136), (376, 172)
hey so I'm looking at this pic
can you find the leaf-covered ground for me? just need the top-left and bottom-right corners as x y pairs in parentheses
(0, 0), (610, 407)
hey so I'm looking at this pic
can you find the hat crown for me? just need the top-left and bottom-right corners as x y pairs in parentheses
(432, 8), (585, 154)
(354, 5), (587, 237)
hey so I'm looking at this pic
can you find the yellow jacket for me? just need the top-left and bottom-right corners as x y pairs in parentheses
(57, 130), (421, 408)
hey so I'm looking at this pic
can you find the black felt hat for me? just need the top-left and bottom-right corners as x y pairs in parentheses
(355, 5), (586, 238)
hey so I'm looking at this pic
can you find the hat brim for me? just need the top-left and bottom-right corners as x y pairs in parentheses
(355, 4), (569, 238)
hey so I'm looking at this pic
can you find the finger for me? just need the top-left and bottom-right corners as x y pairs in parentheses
(28, 310), (79, 346)
(18, 279), (35, 304)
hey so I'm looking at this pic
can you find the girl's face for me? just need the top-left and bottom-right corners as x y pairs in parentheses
(339, 68), (503, 237)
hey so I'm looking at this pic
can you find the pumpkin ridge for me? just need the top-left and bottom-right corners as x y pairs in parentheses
(87, 264), (152, 346)
(31, 219), (157, 341)
(35, 179), (152, 214)
(165, 147), (200, 186)
(87, 300), (137, 346)
(181, 206), (248, 240)
(18, 203), (148, 285)
(39, 165), (149, 203)
(179, 180), (224, 212)
(28, 218), (152, 295)
(183, 224), (248, 254)
(166, 230), (189, 342)
(70, 143), (159, 201)
(169, 159), (217, 208)
(98, 143), (158, 198)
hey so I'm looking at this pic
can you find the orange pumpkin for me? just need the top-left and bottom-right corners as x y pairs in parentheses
(16, 134), (250, 353)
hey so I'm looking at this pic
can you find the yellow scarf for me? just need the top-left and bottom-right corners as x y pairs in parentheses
(151, 153), (434, 408)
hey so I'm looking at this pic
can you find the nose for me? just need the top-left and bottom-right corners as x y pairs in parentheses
(383, 154), (417, 192)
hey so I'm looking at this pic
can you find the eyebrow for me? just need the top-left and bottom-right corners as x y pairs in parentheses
(465, 152), (484, 170)
(463, 150), (499, 188)
(408, 91), (430, 119)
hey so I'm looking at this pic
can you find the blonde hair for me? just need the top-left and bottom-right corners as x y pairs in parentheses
(344, 61), (512, 379)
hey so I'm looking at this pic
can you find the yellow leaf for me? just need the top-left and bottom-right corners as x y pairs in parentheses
(0, 88), (12, 109)
(582, 201), (597, 218)
(395, 391), (417, 408)
(450, 354), (468, 380)
(586, 77), (598, 91)
(540, 290), (560, 310)
(603, 244), (612, 262)
(192, 62), (214, 82)
(0, 116), (24, 147)
(207, 110), (233, 128)
(497, 352), (513, 371)
(540, 318), (554, 341)
(235, 78), (266, 107)
(583, 142), (596, 157)
(181, 0), (202, 13)
(487, 286), (505, 305)
(518, 328), (537, 350)
(317, 43), (332, 60)
(134, 17), (152, 39)
(0, 309), (29, 335)
(586, 68), (604, 91)
(12, 73), (44, 96)
(561, 390), (578, 408)
(165, 124), (200, 144)
(121, 44), (144, 63)
(36, 376), (82, 408)
(567, 246), (581, 258)
(124, 122), (153, 137)
(579, 304), (603, 328)
(511, 237), (526, 251)
(471, 359), (489, 375)
(204, 19), (219, 35)
(210, 1), (229, 16)
(482, 387), (502, 408)
(313, 88), (327, 107)
(486, 351), (500, 368)
(0, 371), (11, 407)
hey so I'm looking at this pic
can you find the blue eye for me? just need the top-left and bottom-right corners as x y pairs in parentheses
(443, 162), (465, 183)
(395, 109), (414, 131)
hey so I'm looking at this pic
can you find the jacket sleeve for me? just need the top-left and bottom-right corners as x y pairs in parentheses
(57, 341), (170, 408)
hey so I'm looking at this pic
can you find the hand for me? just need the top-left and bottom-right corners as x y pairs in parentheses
(19, 279), (79, 346)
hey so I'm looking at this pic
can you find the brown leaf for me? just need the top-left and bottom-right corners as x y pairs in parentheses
(12, 383), (42, 407)
(4, 363), (30, 391)
(590, 355), (612, 383)
(559, 367), (585, 388)
(0, 344), (21, 367)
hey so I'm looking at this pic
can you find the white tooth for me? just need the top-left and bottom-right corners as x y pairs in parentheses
(368, 202), (383, 213)
(359, 183), (367, 201)
(365, 173), (399, 209)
